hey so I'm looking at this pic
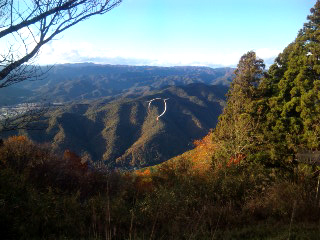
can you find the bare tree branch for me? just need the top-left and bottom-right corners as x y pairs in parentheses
(0, 0), (122, 88)
(0, 0), (122, 133)
(0, 102), (50, 132)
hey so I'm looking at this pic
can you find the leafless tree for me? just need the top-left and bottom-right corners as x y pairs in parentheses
(0, 0), (122, 88)
(0, 0), (122, 133)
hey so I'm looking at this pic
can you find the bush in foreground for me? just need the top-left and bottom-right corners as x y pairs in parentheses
(0, 136), (319, 239)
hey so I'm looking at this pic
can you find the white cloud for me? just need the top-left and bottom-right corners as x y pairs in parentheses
(256, 48), (281, 67)
(256, 48), (281, 59)
(36, 40), (280, 68)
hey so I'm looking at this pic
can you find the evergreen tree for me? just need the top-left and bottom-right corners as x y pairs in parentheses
(212, 51), (265, 166)
(261, 0), (320, 164)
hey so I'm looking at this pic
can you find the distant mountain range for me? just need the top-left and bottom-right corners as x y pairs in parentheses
(0, 63), (234, 107)
(16, 83), (228, 168)
(0, 64), (233, 168)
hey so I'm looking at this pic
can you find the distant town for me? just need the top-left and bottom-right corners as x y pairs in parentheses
(0, 102), (64, 120)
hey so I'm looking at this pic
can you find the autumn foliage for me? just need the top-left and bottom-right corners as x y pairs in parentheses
(6, 135), (28, 142)
(63, 149), (88, 172)
(0, 135), (319, 239)
(227, 153), (245, 167)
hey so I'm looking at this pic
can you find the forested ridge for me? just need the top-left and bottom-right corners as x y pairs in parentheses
(7, 83), (227, 168)
(1, 1), (320, 239)
(0, 65), (233, 106)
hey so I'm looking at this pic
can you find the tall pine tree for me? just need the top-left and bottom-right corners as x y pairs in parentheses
(212, 51), (265, 166)
(261, 0), (320, 164)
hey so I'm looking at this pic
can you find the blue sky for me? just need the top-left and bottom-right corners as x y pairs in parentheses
(39, 0), (316, 67)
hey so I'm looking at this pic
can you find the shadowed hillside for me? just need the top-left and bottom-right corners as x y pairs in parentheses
(17, 83), (227, 168)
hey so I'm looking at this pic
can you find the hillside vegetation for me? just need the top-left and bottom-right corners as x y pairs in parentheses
(1, 1), (320, 239)
(12, 83), (228, 168)
(0, 133), (319, 239)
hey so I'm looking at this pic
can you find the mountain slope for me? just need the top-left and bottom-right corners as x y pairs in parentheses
(1, 64), (234, 106)
(24, 83), (227, 168)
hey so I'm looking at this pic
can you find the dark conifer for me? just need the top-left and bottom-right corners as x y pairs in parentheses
(212, 51), (265, 165)
(260, 0), (320, 164)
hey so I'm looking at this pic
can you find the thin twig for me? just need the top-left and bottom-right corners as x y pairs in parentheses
(288, 200), (297, 240)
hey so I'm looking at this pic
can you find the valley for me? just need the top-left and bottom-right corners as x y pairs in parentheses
(0, 64), (231, 168)
(19, 83), (228, 168)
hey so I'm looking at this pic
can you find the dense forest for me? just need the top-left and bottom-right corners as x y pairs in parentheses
(1, 1), (320, 239)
